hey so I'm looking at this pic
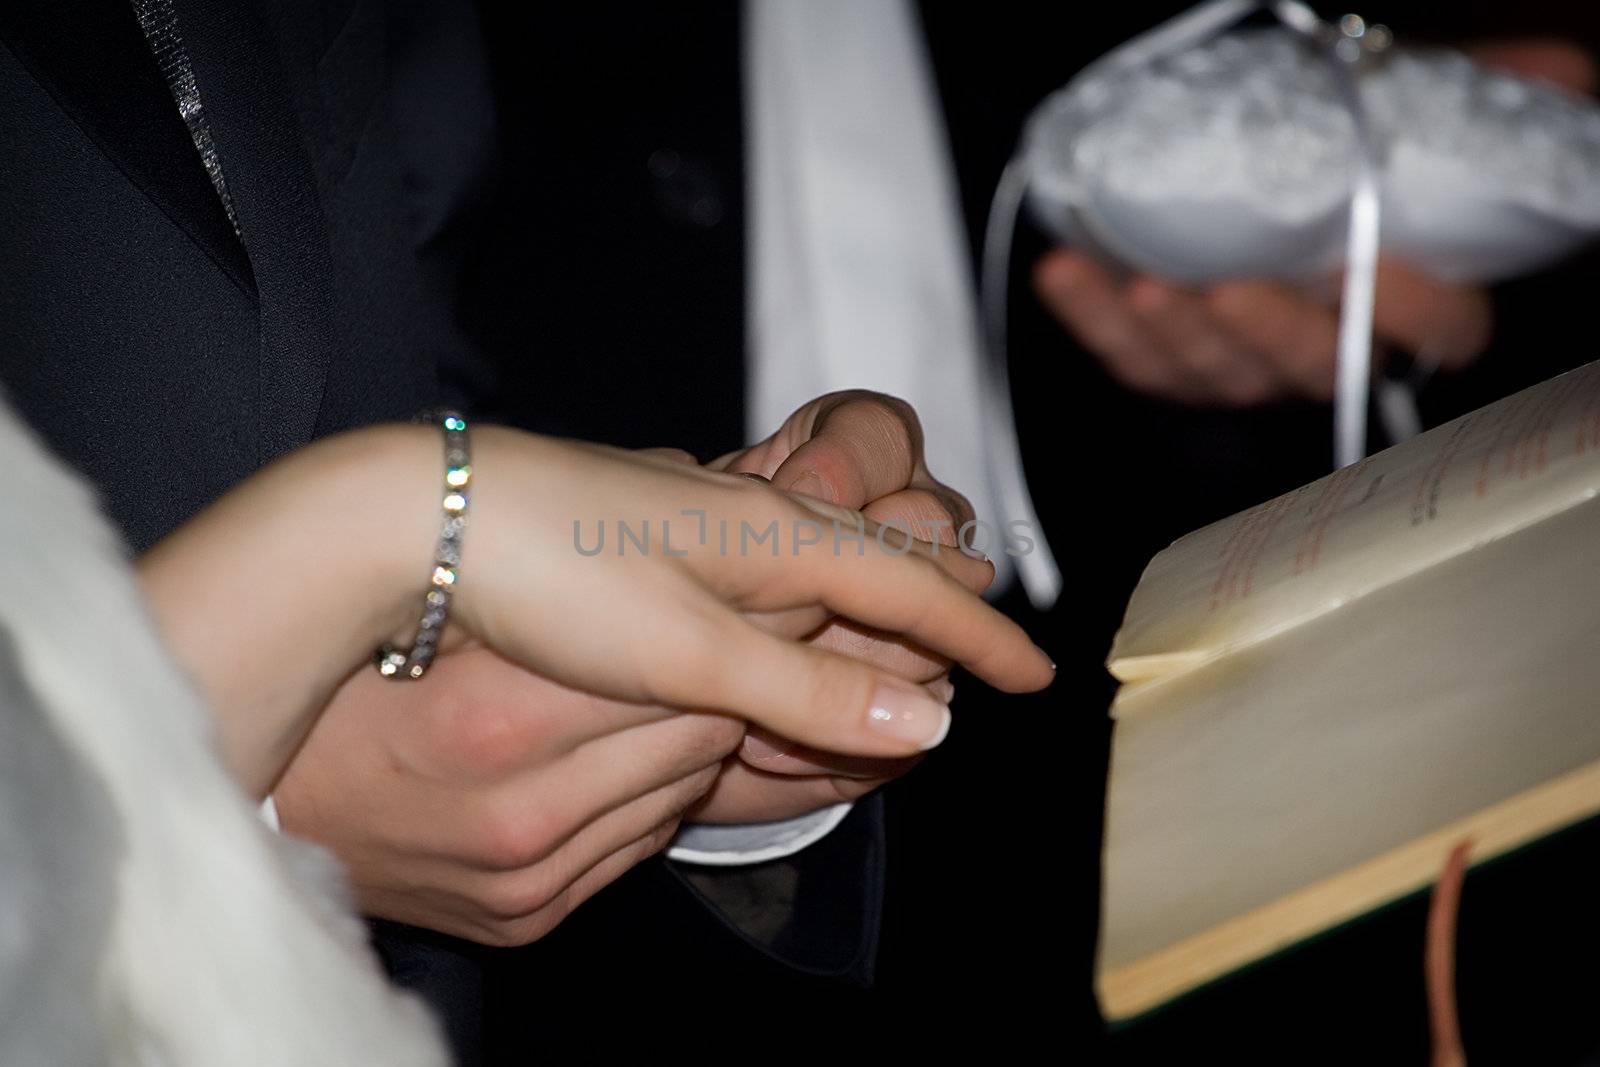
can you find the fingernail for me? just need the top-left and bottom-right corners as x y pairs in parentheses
(927, 676), (956, 704)
(867, 683), (951, 750)
(788, 470), (831, 502)
(741, 733), (789, 762)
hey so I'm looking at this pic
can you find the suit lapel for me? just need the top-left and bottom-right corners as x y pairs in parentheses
(1, 0), (337, 462)
(0, 0), (254, 295)
(171, 0), (337, 462)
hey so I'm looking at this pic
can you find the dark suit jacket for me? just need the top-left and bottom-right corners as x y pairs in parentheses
(0, 0), (475, 550)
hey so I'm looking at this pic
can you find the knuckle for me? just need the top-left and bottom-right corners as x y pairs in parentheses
(436, 698), (541, 782)
(698, 714), (747, 759)
(930, 543), (980, 586)
(478, 927), (523, 950)
(643, 446), (698, 466)
(1293, 330), (1335, 370)
(829, 619), (883, 658)
(1033, 252), (1089, 296)
(833, 387), (917, 424)
(651, 768), (721, 829)
(1177, 344), (1232, 379)
(1219, 377), (1273, 407)
(481, 868), (563, 925)
(804, 658), (876, 735)
(659, 711), (745, 769)
(658, 611), (745, 705)
(1291, 345), (1337, 400)
(1126, 279), (1172, 316)
(895, 547), (960, 605)
(721, 480), (792, 544)
(481, 895), (570, 948)
(865, 391), (920, 430)
(899, 487), (954, 525)
(646, 818), (683, 856)
(940, 486), (976, 530)
(826, 391), (922, 466)
(730, 471), (782, 504)
(631, 593), (741, 701)
(1102, 350), (1171, 393)
(471, 798), (563, 872)
(858, 395), (921, 460)
(1204, 284), (1253, 323)
(681, 762), (723, 801)
(825, 774), (878, 805)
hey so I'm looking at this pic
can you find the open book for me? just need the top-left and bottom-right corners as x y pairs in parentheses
(1098, 360), (1600, 1022)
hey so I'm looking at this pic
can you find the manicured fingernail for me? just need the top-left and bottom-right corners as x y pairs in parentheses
(788, 470), (830, 501)
(927, 676), (956, 704)
(741, 733), (789, 762)
(867, 683), (951, 750)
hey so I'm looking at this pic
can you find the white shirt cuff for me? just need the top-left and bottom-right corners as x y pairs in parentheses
(666, 802), (853, 866)
(265, 794), (852, 867)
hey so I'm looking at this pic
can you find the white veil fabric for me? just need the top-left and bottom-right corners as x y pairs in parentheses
(0, 395), (445, 1066)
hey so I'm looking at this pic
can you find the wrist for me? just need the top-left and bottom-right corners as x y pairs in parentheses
(137, 422), (443, 793)
(336, 422), (469, 655)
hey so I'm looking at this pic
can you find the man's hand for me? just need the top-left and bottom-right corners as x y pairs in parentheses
(275, 602), (943, 949)
(274, 646), (744, 947)
(689, 391), (978, 822)
(712, 389), (975, 539)
(1033, 252), (1492, 407)
(276, 394), (1012, 942)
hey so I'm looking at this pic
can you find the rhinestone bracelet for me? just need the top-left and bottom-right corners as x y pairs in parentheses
(375, 412), (470, 680)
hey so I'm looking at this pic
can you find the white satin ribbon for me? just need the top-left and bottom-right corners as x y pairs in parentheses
(981, 158), (1063, 609)
(990, 0), (1385, 479)
(1317, 15), (1385, 467)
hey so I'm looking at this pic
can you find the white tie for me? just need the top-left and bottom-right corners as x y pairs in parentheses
(745, 0), (1060, 604)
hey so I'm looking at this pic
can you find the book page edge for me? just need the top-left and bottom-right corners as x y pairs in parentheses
(1107, 487), (1600, 717)
(1097, 757), (1600, 1021)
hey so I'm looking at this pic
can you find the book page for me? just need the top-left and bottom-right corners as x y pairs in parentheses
(1108, 360), (1600, 689)
(1099, 494), (1600, 1013)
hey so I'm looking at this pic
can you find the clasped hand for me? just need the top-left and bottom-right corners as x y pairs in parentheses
(140, 392), (1048, 946)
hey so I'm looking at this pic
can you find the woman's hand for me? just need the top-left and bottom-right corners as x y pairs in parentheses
(459, 427), (1050, 746)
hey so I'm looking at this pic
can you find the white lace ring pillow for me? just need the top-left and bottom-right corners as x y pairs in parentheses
(1022, 28), (1600, 286)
